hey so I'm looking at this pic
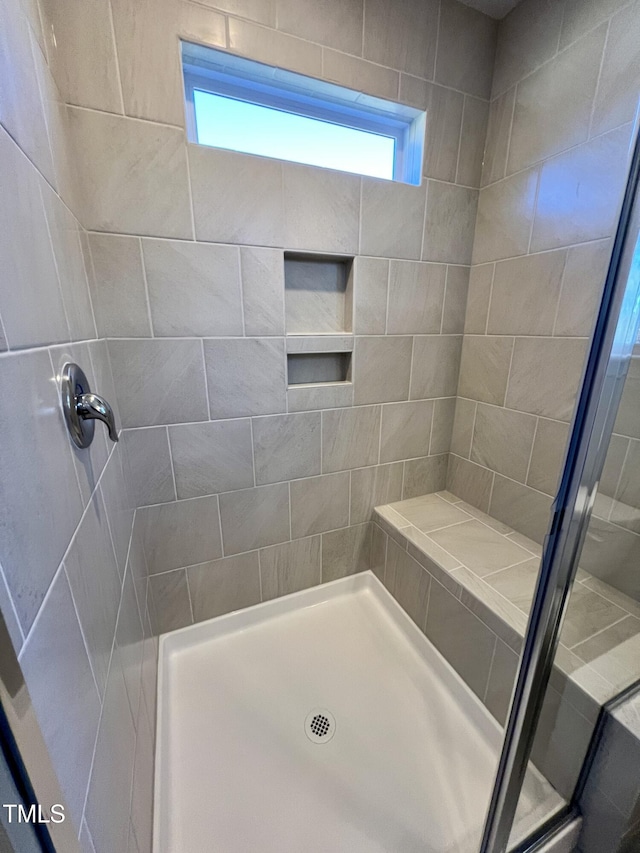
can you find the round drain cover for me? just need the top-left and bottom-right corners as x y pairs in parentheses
(305, 709), (336, 743)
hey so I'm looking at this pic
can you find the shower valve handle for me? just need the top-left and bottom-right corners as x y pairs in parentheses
(60, 362), (119, 449)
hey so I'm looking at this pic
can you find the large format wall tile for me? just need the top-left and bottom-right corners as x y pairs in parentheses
(410, 335), (462, 399)
(240, 247), (285, 337)
(471, 404), (537, 483)
(380, 400), (434, 463)
(322, 523), (372, 582)
(219, 483), (290, 554)
(435, 0), (497, 99)
(360, 180), (426, 260)
(363, 0), (438, 79)
(88, 234), (151, 338)
(353, 336), (412, 404)
(457, 336), (513, 405)
(353, 257), (388, 335)
(591, 1), (640, 137)
(260, 536), (322, 600)
(122, 428), (176, 507)
(423, 183), (478, 264)
(473, 169), (538, 264)
(138, 495), (222, 574)
(253, 412), (321, 484)
(276, 0), (363, 54)
(290, 472), (349, 538)
(386, 261), (446, 334)
(350, 463), (403, 524)
(321, 406), (381, 473)
(188, 552), (261, 621)
(229, 18), (321, 77)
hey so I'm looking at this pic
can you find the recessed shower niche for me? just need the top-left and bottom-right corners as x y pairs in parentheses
(284, 253), (354, 335)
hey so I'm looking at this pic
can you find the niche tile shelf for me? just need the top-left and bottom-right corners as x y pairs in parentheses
(284, 253), (354, 335)
(286, 336), (353, 385)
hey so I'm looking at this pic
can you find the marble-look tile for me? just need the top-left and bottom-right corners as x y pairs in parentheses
(473, 169), (538, 264)
(18, 568), (101, 827)
(283, 163), (360, 254)
(88, 234), (151, 337)
(276, 0), (363, 55)
(458, 335), (514, 405)
(287, 382), (354, 412)
(190, 145), (284, 247)
(188, 552), (261, 622)
(229, 18), (322, 77)
(488, 250), (566, 336)
(68, 107), (191, 238)
(99, 443), (135, 577)
(442, 267), (470, 334)
(143, 240), (243, 337)
(561, 585), (627, 649)
(527, 419), (569, 496)
(485, 638), (518, 725)
(386, 261), (446, 334)
(471, 404), (537, 483)
(138, 495), (222, 574)
(435, 0), (497, 99)
(260, 536), (321, 601)
(430, 520), (531, 577)
(531, 125), (632, 253)
(403, 526), (461, 573)
(393, 548), (431, 630)
(179, 1), (226, 48)
(108, 339), (208, 428)
(323, 49), (399, 101)
(253, 412), (321, 484)
(402, 454), (448, 499)
(431, 397), (456, 455)
(426, 577), (496, 701)
(148, 570), (193, 633)
(581, 516), (640, 601)
(380, 400), (434, 463)
(350, 463), (403, 524)
(388, 493), (470, 532)
(370, 524), (387, 583)
(447, 455), (493, 513)
(454, 500), (512, 535)
(360, 180), (426, 260)
(573, 616), (640, 685)
(322, 406), (381, 473)
(457, 97), (489, 188)
(353, 336), (412, 404)
(219, 483), (290, 554)
(353, 257), (388, 335)
(122, 428), (176, 507)
(560, 0), (628, 51)
(506, 337), (588, 421)
(240, 247), (285, 336)
(450, 397), (476, 458)
(0, 129), (68, 348)
(555, 241), (610, 338)
(115, 568), (144, 722)
(290, 472), (349, 538)
(204, 338), (286, 419)
(196, 0), (274, 26)
(129, 697), (153, 853)
(507, 25), (606, 174)
(322, 523), (372, 582)
(484, 557), (540, 611)
(489, 475), (553, 545)
(375, 505), (411, 547)
(464, 264), (493, 334)
(422, 183), (478, 265)
(0, 350), (83, 633)
(364, 0), (437, 78)
(169, 419), (254, 498)
(481, 88), (515, 187)
(409, 335), (462, 399)
(591, 1), (640, 137)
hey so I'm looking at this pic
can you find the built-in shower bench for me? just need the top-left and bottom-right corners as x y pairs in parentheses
(372, 491), (640, 798)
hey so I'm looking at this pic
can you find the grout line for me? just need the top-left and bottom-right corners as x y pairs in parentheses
(483, 637), (498, 704)
(200, 338), (212, 418)
(524, 417), (539, 485)
(183, 141), (198, 241)
(484, 262), (497, 335)
(249, 417), (257, 487)
(570, 613), (630, 652)
(550, 249), (571, 337)
(166, 426), (178, 501)
(288, 481), (293, 540)
(106, 0), (126, 115)
(257, 549), (264, 602)
(419, 179), (429, 261)
(526, 167), (542, 255)
(138, 238), (155, 337)
(454, 96), (466, 185)
(184, 569), (195, 624)
(216, 494), (225, 558)
(587, 20), (611, 139)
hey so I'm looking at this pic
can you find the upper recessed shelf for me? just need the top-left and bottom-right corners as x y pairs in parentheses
(284, 253), (354, 335)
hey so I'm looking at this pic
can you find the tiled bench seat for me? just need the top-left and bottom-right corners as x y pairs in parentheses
(372, 490), (640, 799)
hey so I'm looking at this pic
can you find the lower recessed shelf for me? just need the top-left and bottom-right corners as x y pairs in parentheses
(287, 352), (351, 385)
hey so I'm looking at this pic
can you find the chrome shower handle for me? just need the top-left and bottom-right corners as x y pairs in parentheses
(60, 362), (119, 449)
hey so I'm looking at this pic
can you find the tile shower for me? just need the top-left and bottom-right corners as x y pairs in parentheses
(1, 0), (640, 850)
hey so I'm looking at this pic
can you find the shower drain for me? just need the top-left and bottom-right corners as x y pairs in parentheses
(304, 709), (336, 743)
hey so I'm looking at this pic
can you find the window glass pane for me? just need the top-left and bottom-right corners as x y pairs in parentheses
(193, 90), (396, 180)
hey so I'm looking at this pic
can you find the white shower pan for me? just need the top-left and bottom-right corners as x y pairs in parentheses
(153, 572), (562, 853)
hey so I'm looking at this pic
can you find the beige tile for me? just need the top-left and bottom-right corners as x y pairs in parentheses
(393, 549), (430, 629)
(139, 495), (222, 573)
(489, 475), (553, 544)
(179, 1), (226, 47)
(260, 536), (321, 601)
(68, 107), (191, 238)
(450, 398), (476, 458)
(473, 169), (538, 264)
(581, 515), (640, 601)
(454, 500), (512, 534)
(435, 0), (497, 99)
(375, 505), (412, 547)
(430, 519), (531, 577)
(614, 356), (640, 440)
(290, 472), (349, 538)
(387, 261), (446, 334)
(169, 419), (254, 498)
(229, 18), (322, 76)
(554, 241), (610, 337)
(458, 335), (514, 405)
(457, 97), (489, 189)
(507, 25), (606, 174)
(108, 339), (208, 427)
(253, 412), (321, 485)
(487, 250), (566, 336)
(471, 404), (536, 483)
(283, 163), (360, 254)
(560, 0), (628, 50)
(148, 570), (193, 633)
(380, 400), (434, 464)
(506, 337), (588, 421)
(591, 2), (640, 137)
(323, 49), (399, 100)
(383, 535), (404, 594)
(527, 419), (569, 496)
(88, 234), (151, 337)
(322, 523), (372, 582)
(353, 257), (388, 335)
(276, 0), (363, 55)
(485, 638), (518, 725)
(196, 0), (274, 25)
(388, 493), (470, 532)
(561, 585), (627, 648)
(361, 179), (426, 260)
(442, 266), (470, 334)
(143, 240), (243, 337)
(353, 336), (412, 404)
(506, 530), (542, 557)
(122, 428), (176, 507)
(464, 264), (493, 334)
(370, 523), (387, 582)
(287, 382), (354, 413)
(531, 125), (632, 252)
(350, 464), (403, 524)
(363, 0), (438, 78)
(188, 553), (261, 622)
(453, 567), (526, 652)
(481, 88), (515, 187)
(399, 79), (463, 183)
(431, 397), (456, 455)
(322, 406), (381, 473)
(410, 335), (462, 399)
(423, 182), (478, 265)
(241, 247), (285, 337)
(404, 526), (461, 572)
(190, 145), (284, 246)
(402, 454), (448, 498)
(484, 557), (540, 611)
(447, 454), (494, 513)
(574, 613), (640, 662)
(204, 338), (287, 419)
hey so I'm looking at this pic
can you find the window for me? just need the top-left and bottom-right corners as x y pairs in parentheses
(182, 42), (426, 185)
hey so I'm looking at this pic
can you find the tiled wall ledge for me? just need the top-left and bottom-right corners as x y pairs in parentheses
(372, 491), (640, 799)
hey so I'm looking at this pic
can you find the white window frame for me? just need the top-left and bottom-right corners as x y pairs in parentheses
(181, 41), (426, 186)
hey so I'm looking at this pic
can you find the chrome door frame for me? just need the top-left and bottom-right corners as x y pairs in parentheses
(479, 113), (640, 853)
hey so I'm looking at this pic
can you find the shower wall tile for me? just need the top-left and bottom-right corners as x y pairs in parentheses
(360, 180), (426, 260)
(276, 0), (363, 55)
(484, 638), (518, 725)
(122, 429), (176, 507)
(240, 247), (286, 337)
(129, 697), (154, 853)
(115, 569), (145, 721)
(350, 463), (404, 524)
(450, 398), (476, 458)
(353, 336), (412, 404)
(473, 169), (538, 263)
(353, 257), (388, 335)
(198, 0), (274, 27)
(481, 88), (515, 187)
(447, 455), (493, 513)
(410, 335), (462, 400)
(402, 454), (448, 499)
(260, 536), (322, 601)
(490, 476), (552, 544)
(179, 2), (227, 51)
(527, 419), (569, 496)
(591, 1), (640, 137)
(290, 472), (349, 538)
(457, 97), (490, 190)
(219, 483), (290, 554)
(554, 241), (610, 338)
(435, 0), (497, 100)
(386, 261), (446, 335)
(170, 419), (254, 498)
(457, 336), (513, 405)
(99, 443), (136, 577)
(108, 339), (209, 428)
(464, 264), (493, 334)
(88, 234), (151, 338)
(187, 552), (261, 621)
(321, 406), (381, 473)
(322, 49), (399, 101)
(430, 397), (456, 455)
(229, 19), (322, 77)
(422, 183), (478, 265)
(253, 412), (321, 484)
(380, 400), (434, 463)
(363, 0), (438, 79)
(442, 267), (470, 335)
(148, 570), (193, 633)
(143, 240), (244, 337)
(321, 523), (372, 582)
(138, 495), (222, 574)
